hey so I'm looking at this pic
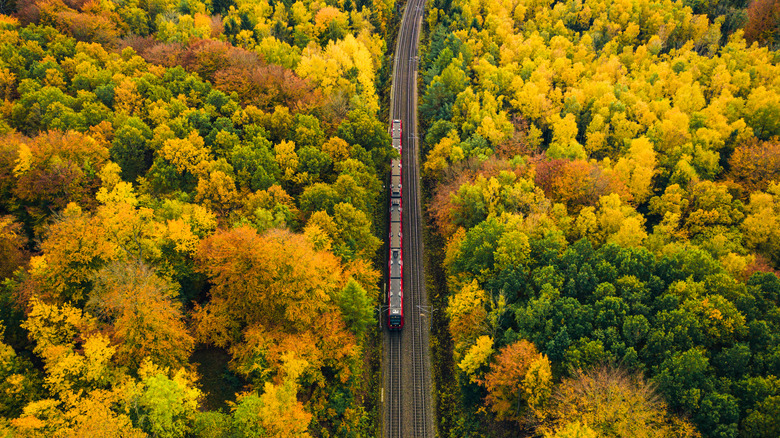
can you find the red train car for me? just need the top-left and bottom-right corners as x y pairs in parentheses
(388, 119), (404, 330)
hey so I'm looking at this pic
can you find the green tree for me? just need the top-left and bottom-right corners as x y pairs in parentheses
(336, 278), (374, 338)
(111, 117), (153, 182)
(128, 363), (202, 438)
(336, 109), (391, 154)
(332, 202), (381, 261)
(653, 348), (714, 417)
(741, 396), (780, 438)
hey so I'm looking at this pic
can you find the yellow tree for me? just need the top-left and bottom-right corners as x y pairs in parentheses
(296, 34), (380, 113)
(494, 215), (531, 272)
(96, 170), (167, 263)
(424, 130), (464, 179)
(195, 161), (240, 218)
(158, 131), (212, 178)
(21, 298), (116, 396)
(25, 203), (115, 303)
(573, 193), (647, 247)
(232, 356), (313, 438)
(613, 136), (658, 205)
(742, 183), (780, 265)
(125, 361), (202, 438)
(12, 387), (146, 438)
(24, 164), (202, 305)
(547, 422), (599, 438)
(547, 113), (586, 160)
(540, 366), (700, 438)
(321, 137), (351, 163)
(447, 280), (490, 361)
(274, 140), (299, 183)
(458, 335), (494, 384)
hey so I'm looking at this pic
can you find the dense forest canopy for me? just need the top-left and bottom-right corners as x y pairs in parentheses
(0, 0), (779, 435)
(418, 0), (780, 435)
(0, 0), (394, 435)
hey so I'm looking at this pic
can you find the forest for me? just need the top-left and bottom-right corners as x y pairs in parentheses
(0, 0), (395, 436)
(418, 0), (780, 435)
(0, 0), (779, 436)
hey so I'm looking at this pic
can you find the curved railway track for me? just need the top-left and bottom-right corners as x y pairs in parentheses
(384, 0), (432, 436)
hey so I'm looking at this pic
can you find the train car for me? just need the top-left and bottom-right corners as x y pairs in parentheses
(388, 119), (404, 330)
(391, 119), (402, 151)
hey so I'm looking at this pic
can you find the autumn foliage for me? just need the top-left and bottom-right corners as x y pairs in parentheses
(88, 261), (195, 370)
(534, 158), (630, 213)
(131, 38), (323, 113)
(0, 216), (27, 280)
(481, 340), (552, 424)
(7, 130), (109, 217)
(0, 4), (389, 432)
(2, 0), (780, 434)
(195, 226), (343, 336)
(541, 366), (700, 438)
(194, 226), (367, 395)
(744, 0), (780, 48)
(422, 0), (780, 432)
(215, 64), (322, 113)
(726, 138), (780, 193)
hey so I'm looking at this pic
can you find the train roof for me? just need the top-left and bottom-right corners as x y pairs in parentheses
(389, 119), (403, 320)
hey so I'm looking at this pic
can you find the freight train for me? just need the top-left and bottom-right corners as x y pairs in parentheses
(388, 119), (404, 331)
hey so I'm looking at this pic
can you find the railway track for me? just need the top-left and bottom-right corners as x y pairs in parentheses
(387, 334), (403, 438)
(384, 0), (432, 435)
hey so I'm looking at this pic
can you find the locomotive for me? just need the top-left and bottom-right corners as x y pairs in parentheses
(388, 119), (404, 331)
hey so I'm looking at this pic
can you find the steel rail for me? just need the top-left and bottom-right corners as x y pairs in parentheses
(385, 0), (431, 435)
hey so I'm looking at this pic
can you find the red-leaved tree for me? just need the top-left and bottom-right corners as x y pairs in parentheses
(744, 0), (780, 49)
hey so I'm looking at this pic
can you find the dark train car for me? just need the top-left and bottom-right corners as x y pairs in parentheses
(388, 119), (404, 330)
